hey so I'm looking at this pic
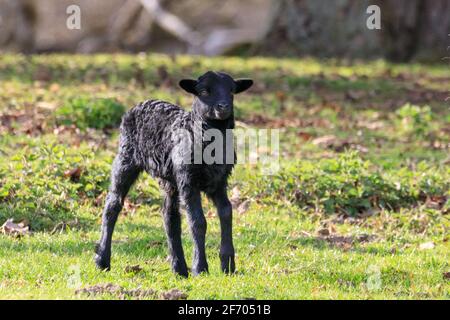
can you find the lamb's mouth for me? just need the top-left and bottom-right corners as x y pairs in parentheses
(212, 109), (231, 120)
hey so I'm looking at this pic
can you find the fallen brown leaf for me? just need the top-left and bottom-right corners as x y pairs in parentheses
(425, 195), (447, 210)
(357, 120), (385, 130)
(0, 108), (47, 135)
(36, 101), (57, 110)
(317, 228), (330, 236)
(75, 283), (121, 296)
(125, 265), (143, 274)
(312, 135), (337, 147)
(76, 283), (157, 300)
(64, 167), (82, 182)
(312, 134), (367, 153)
(123, 199), (138, 216)
(316, 232), (376, 250)
(160, 289), (188, 300)
(230, 186), (242, 208)
(419, 242), (435, 250)
(94, 192), (106, 207)
(0, 218), (31, 237)
(147, 240), (164, 248)
(237, 200), (251, 214)
(345, 90), (365, 101)
(49, 83), (60, 92)
(298, 131), (313, 141)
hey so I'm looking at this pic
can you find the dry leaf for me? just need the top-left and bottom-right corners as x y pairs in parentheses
(300, 230), (312, 237)
(314, 231), (376, 250)
(123, 199), (138, 216)
(1, 218), (31, 237)
(317, 228), (330, 236)
(275, 90), (286, 103)
(345, 90), (364, 101)
(160, 289), (188, 300)
(419, 242), (435, 250)
(125, 265), (143, 274)
(146, 240), (164, 248)
(36, 101), (57, 110)
(237, 199), (251, 214)
(64, 167), (81, 182)
(94, 192), (106, 207)
(312, 135), (337, 146)
(230, 186), (241, 208)
(298, 131), (313, 141)
(76, 283), (121, 296)
(49, 83), (60, 92)
(76, 283), (156, 300)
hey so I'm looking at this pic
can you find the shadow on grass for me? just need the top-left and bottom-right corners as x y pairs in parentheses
(0, 220), (166, 258)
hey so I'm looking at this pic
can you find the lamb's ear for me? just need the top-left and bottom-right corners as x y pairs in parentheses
(179, 79), (198, 95)
(234, 79), (253, 94)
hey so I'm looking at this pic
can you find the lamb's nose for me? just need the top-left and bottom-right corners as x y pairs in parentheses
(217, 103), (229, 110)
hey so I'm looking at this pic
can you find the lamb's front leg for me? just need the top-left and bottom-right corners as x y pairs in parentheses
(210, 187), (235, 274)
(180, 187), (208, 275)
(161, 185), (188, 277)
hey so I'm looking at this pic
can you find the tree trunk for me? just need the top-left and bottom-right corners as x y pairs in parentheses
(257, 0), (378, 59)
(257, 0), (449, 61)
(0, 0), (36, 53)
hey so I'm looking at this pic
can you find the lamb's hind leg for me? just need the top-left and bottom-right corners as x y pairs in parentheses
(160, 181), (188, 277)
(95, 155), (140, 270)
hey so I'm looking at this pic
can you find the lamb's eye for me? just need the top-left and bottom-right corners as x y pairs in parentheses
(199, 89), (209, 97)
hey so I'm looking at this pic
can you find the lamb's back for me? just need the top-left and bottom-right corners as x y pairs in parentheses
(120, 99), (190, 178)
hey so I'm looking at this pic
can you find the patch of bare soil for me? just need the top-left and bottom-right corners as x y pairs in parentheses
(318, 232), (376, 250)
(75, 283), (188, 300)
(289, 228), (376, 251)
(0, 106), (111, 151)
(312, 135), (368, 153)
(0, 107), (47, 135)
(52, 125), (111, 150)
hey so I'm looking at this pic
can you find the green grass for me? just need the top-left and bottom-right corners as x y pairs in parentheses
(0, 54), (449, 299)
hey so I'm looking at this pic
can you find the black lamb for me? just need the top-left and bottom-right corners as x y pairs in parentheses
(95, 71), (253, 277)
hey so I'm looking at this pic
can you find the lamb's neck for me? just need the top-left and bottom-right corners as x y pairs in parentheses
(191, 108), (234, 132)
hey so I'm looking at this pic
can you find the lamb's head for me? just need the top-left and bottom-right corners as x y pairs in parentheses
(179, 71), (253, 121)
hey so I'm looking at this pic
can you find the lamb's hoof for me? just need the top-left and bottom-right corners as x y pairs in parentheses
(175, 269), (189, 278)
(220, 254), (235, 274)
(94, 254), (111, 271)
(173, 262), (189, 278)
(192, 263), (209, 276)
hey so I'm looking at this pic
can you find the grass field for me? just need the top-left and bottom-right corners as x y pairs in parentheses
(0, 54), (449, 299)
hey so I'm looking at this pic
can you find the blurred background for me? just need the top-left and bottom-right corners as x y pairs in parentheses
(0, 0), (449, 300)
(0, 0), (449, 61)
